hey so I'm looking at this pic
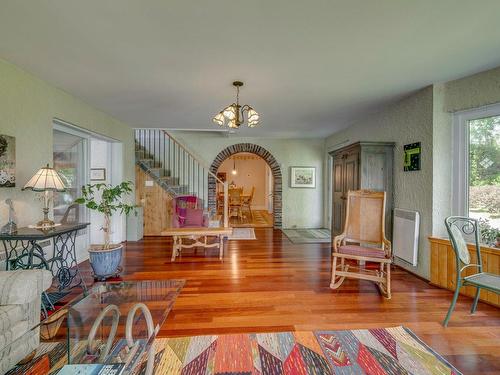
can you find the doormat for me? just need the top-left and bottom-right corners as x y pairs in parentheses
(227, 227), (256, 240)
(282, 228), (331, 243)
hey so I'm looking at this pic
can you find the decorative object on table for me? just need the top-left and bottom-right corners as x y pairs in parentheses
(90, 168), (106, 181)
(290, 166), (316, 188)
(212, 81), (260, 129)
(75, 181), (136, 280)
(331, 190), (392, 299)
(1, 199), (18, 234)
(0, 269), (52, 374)
(403, 141), (421, 171)
(0, 134), (15, 188)
(442, 216), (500, 326)
(22, 164), (66, 228)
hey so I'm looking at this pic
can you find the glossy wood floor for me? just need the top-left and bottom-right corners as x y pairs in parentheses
(81, 228), (499, 374)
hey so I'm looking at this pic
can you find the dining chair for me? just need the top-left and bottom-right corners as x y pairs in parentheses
(442, 216), (500, 326)
(241, 186), (255, 220)
(228, 188), (243, 220)
(330, 190), (392, 298)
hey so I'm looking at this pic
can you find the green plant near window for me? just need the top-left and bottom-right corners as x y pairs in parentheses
(75, 181), (136, 250)
(478, 218), (500, 247)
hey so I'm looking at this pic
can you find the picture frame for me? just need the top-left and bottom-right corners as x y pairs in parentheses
(0, 134), (16, 188)
(403, 142), (421, 171)
(90, 168), (106, 181)
(290, 166), (316, 188)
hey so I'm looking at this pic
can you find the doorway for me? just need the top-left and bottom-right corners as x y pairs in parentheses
(216, 152), (273, 227)
(208, 143), (283, 228)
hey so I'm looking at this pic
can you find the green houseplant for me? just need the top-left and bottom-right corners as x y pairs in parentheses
(75, 181), (136, 280)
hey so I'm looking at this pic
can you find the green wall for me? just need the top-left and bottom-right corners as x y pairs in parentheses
(0, 58), (135, 226)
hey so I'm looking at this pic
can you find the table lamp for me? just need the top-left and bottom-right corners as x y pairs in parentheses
(22, 164), (66, 228)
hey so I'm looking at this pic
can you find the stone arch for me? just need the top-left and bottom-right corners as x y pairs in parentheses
(209, 143), (282, 228)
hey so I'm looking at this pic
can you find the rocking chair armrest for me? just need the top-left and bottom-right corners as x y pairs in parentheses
(382, 237), (392, 257)
(333, 233), (346, 251)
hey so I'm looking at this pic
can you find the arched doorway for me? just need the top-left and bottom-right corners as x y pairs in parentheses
(209, 143), (282, 228)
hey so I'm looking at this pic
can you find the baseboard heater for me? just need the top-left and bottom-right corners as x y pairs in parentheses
(393, 208), (420, 266)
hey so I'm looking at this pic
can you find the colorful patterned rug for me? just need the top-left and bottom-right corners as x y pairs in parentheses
(282, 228), (331, 244)
(10, 326), (461, 374)
(150, 326), (460, 374)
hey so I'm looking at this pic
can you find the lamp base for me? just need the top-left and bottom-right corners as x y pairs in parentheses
(37, 218), (56, 228)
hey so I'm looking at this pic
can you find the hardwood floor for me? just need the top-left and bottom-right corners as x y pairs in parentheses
(81, 228), (499, 374)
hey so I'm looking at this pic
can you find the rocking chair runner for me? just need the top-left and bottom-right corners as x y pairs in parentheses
(330, 190), (392, 298)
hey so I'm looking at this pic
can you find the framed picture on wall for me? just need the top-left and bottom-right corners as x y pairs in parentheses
(90, 168), (106, 181)
(0, 134), (15, 188)
(290, 166), (316, 188)
(403, 142), (421, 171)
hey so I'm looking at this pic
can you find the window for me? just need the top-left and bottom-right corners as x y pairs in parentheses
(453, 105), (500, 245)
(53, 127), (88, 224)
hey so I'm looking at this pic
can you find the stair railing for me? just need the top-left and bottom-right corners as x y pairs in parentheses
(134, 129), (229, 228)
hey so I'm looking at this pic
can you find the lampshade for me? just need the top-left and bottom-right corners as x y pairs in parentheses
(23, 164), (66, 192)
(247, 108), (259, 127)
(212, 112), (225, 126)
(223, 105), (236, 120)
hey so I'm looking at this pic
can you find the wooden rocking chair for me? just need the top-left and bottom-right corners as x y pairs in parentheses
(330, 190), (392, 298)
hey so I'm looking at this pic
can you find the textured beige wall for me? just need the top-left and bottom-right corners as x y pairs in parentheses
(0, 58), (135, 226)
(325, 87), (434, 278)
(218, 155), (270, 209)
(170, 132), (325, 228)
(444, 66), (500, 112)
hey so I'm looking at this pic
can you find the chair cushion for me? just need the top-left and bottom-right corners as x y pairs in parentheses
(184, 208), (204, 227)
(337, 245), (387, 259)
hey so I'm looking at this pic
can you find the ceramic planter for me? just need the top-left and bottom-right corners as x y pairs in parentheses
(88, 245), (123, 280)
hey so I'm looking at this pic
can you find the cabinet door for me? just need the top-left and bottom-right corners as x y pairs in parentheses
(344, 151), (359, 194)
(332, 155), (345, 236)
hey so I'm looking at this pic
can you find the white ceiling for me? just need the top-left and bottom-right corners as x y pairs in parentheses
(2, 1), (500, 138)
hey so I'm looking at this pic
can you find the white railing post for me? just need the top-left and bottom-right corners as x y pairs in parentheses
(223, 181), (229, 228)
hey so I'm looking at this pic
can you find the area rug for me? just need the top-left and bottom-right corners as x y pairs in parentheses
(282, 228), (331, 243)
(227, 227), (256, 240)
(9, 326), (461, 374)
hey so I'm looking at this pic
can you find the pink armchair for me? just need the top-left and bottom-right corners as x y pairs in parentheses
(171, 195), (208, 228)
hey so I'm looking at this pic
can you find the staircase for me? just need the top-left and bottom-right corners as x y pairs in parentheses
(134, 129), (228, 227)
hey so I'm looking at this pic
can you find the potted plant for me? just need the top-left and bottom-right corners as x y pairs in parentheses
(75, 181), (136, 280)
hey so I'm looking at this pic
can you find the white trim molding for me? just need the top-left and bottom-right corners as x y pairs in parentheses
(452, 102), (500, 216)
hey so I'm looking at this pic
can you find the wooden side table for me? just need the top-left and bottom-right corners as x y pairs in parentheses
(161, 227), (233, 261)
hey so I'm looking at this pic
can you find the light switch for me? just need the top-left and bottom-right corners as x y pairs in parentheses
(145, 180), (154, 187)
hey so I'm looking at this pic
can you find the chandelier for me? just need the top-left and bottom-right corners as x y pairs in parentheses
(212, 81), (260, 128)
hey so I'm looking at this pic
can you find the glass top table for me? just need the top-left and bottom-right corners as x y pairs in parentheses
(37, 279), (184, 374)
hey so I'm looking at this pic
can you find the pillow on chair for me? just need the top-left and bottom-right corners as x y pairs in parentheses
(184, 208), (204, 227)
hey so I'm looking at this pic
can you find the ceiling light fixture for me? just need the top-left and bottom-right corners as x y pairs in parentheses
(231, 158), (237, 175)
(212, 81), (260, 129)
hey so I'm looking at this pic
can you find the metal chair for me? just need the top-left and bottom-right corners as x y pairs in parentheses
(443, 216), (500, 326)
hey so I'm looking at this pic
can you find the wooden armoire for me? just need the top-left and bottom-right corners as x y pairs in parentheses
(330, 142), (395, 239)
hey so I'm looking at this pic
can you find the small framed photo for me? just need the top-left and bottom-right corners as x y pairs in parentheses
(290, 166), (316, 188)
(90, 168), (106, 181)
(403, 142), (421, 172)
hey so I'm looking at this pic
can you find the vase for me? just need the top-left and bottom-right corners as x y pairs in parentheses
(88, 245), (123, 281)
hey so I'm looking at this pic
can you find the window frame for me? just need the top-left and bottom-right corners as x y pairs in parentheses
(452, 103), (500, 216)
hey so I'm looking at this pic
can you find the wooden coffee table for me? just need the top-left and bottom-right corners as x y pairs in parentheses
(161, 227), (233, 261)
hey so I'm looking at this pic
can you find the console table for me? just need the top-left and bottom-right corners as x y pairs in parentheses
(161, 227), (232, 261)
(0, 223), (89, 291)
